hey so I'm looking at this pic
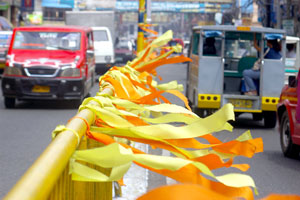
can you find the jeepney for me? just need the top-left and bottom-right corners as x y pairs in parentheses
(285, 36), (300, 84)
(186, 25), (286, 128)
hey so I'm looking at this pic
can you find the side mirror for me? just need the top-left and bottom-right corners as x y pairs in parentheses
(86, 50), (94, 58)
(288, 75), (297, 87)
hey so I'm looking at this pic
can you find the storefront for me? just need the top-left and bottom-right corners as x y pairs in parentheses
(0, 0), (21, 27)
(42, 0), (73, 21)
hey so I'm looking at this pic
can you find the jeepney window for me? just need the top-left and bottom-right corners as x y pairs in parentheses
(286, 43), (296, 58)
(192, 32), (199, 55)
(12, 31), (81, 51)
(224, 32), (256, 59)
(203, 37), (222, 57)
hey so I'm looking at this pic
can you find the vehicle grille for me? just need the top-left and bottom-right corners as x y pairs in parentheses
(25, 66), (59, 77)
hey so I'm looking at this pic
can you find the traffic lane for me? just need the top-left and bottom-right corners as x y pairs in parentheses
(0, 83), (99, 199)
(215, 114), (300, 198)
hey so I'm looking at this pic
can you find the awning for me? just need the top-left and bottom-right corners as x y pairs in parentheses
(204, 31), (222, 38)
(42, 0), (73, 8)
(264, 33), (283, 40)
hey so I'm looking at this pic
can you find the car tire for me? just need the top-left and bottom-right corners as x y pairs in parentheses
(4, 97), (15, 108)
(194, 108), (215, 118)
(280, 111), (300, 158)
(263, 111), (277, 128)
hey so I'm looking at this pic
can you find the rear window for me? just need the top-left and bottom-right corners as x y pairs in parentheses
(192, 33), (199, 55)
(93, 30), (108, 42)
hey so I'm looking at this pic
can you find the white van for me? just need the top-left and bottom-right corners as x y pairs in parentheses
(92, 27), (115, 74)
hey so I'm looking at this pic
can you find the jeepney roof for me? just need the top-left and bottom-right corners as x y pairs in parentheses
(13, 26), (92, 33)
(193, 25), (286, 34)
(286, 36), (300, 43)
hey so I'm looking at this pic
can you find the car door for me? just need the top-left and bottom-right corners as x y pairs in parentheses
(85, 31), (95, 85)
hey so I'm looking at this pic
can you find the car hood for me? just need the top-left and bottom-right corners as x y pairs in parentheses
(10, 50), (79, 66)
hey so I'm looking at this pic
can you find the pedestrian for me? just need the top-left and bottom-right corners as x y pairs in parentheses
(243, 34), (282, 96)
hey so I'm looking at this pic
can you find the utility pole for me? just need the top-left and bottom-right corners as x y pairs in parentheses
(137, 0), (145, 53)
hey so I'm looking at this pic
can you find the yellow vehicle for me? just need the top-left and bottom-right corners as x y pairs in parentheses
(186, 25), (286, 128)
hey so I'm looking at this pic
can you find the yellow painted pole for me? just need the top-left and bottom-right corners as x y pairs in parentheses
(137, 0), (145, 53)
(4, 88), (113, 200)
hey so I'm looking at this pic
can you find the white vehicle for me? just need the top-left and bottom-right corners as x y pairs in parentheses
(285, 36), (300, 84)
(92, 27), (115, 74)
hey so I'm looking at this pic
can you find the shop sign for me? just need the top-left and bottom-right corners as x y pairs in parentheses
(282, 19), (294, 35)
(21, 0), (34, 11)
(0, 2), (9, 10)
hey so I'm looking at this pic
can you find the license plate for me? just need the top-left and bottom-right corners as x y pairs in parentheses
(32, 85), (50, 93)
(228, 99), (253, 108)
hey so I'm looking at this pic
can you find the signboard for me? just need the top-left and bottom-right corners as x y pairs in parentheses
(21, 0), (34, 11)
(282, 19), (294, 36)
(86, 0), (116, 10)
(116, 1), (231, 13)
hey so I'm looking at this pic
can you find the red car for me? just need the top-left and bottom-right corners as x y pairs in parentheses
(1, 26), (96, 108)
(277, 75), (300, 157)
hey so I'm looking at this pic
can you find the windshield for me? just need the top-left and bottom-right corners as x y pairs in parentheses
(12, 31), (81, 50)
(93, 30), (108, 42)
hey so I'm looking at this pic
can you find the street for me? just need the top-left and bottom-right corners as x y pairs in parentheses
(0, 63), (300, 199)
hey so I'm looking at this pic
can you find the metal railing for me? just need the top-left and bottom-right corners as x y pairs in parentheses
(4, 88), (114, 200)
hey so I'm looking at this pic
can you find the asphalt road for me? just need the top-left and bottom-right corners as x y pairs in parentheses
(0, 63), (300, 199)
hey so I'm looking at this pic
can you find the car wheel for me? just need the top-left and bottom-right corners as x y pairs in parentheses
(252, 113), (263, 121)
(4, 97), (15, 108)
(280, 111), (300, 158)
(263, 111), (277, 128)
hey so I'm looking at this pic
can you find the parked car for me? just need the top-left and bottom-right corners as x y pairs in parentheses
(115, 38), (135, 64)
(0, 31), (12, 73)
(0, 16), (13, 31)
(92, 27), (115, 74)
(277, 74), (300, 158)
(1, 26), (96, 108)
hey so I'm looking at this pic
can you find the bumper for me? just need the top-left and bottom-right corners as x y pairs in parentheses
(115, 54), (134, 64)
(0, 62), (5, 69)
(2, 76), (85, 100)
(95, 63), (114, 74)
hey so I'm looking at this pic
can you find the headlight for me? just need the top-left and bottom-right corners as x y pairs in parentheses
(105, 56), (111, 63)
(4, 66), (22, 76)
(60, 67), (80, 77)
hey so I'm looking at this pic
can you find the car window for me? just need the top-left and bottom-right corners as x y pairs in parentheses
(93, 30), (108, 42)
